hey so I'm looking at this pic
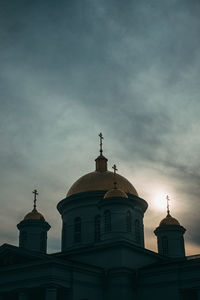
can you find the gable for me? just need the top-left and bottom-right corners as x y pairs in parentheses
(59, 240), (165, 270)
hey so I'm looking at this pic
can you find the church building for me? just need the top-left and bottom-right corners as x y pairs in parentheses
(0, 134), (200, 300)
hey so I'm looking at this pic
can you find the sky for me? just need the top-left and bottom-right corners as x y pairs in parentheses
(1, 0), (200, 255)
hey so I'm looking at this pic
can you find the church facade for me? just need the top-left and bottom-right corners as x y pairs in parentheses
(1, 136), (200, 300)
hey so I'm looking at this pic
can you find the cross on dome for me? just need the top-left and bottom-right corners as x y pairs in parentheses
(112, 164), (118, 189)
(112, 164), (118, 174)
(103, 164), (128, 199)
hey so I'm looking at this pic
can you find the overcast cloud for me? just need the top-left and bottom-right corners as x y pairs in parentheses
(0, 0), (200, 254)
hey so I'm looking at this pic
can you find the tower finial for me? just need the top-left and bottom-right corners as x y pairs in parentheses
(99, 132), (103, 155)
(166, 195), (170, 215)
(112, 164), (118, 189)
(32, 189), (38, 210)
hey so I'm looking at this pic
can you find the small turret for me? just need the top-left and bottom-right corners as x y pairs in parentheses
(154, 195), (186, 258)
(17, 189), (50, 253)
(98, 165), (144, 246)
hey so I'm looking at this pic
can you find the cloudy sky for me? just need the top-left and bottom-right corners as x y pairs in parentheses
(1, 0), (200, 255)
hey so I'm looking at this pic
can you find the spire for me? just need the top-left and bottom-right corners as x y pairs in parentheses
(32, 189), (38, 211)
(166, 195), (170, 216)
(112, 164), (118, 189)
(95, 133), (108, 172)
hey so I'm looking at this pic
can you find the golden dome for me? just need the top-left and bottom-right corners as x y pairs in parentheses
(24, 209), (45, 221)
(67, 171), (138, 197)
(159, 214), (180, 227)
(104, 188), (128, 199)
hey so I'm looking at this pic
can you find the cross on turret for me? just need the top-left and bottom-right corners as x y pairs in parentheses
(32, 189), (38, 210)
(166, 195), (170, 215)
(99, 132), (104, 155)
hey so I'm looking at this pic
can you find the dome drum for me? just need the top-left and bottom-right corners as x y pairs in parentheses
(17, 219), (51, 229)
(17, 218), (50, 253)
(155, 225), (186, 234)
(57, 190), (148, 215)
(57, 190), (108, 214)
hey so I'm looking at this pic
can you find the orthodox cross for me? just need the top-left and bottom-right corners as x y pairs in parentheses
(112, 164), (118, 189)
(32, 189), (38, 210)
(166, 195), (170, 215)
(99, 132), (103, 155)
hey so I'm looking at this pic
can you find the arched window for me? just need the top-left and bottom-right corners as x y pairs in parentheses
(162, 236), (168, 255)
(135, 219), (141, 243)
(94, 215), (101, 242)
(126, 211), (132, 232)
(104, 210), (111, 232)
(74, 217), (81, 243)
